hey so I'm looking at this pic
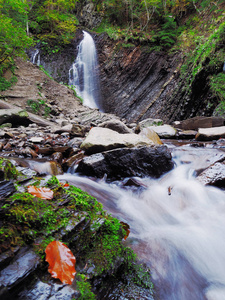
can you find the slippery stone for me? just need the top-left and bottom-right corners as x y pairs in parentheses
(0, 249), (40, 298)
(150, 125), (177, 138)
(174, 116), (225, 130)
(80, 127), (154, 154)
(140, 128), (163, 145)
(197, 161), (225, 187)
(0, 181), (16, 200)
(196, 126), (225, 141)
(76, 146), (174, 180)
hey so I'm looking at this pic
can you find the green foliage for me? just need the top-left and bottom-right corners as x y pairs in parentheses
(76, 274), (96, 300)
(29, 0), (78, 45)
(0, 73), (17, 91)
(0, 0), (33, 91)
(0, 0), (33, 62)
(210, 73), (225, 115)
(27, 98), (51, 117)
(0, 158), (19, 180)
(154, 16), (178, 48)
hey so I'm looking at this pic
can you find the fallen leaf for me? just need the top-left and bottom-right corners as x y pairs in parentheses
(28, 186), (54, 200)
(120, 221), (130, 240)
(45, 241), (76, 285)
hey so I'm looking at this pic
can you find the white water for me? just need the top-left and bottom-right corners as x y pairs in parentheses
(69, 31), (101, 109)
(58, 146), (225, 300)
(31, 49), (40, 65)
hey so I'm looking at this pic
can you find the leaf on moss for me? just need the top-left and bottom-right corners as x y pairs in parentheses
(120, 221), (130, 240)
(45, 240), (76, 285)
(28, 186), (54, 200)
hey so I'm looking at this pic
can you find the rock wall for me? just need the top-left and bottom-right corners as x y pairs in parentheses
(95, 33), (219, 124)
(28, 30), (219, 124)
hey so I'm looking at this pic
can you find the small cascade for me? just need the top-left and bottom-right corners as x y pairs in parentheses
(69, 31), (101, 110)
(57, 145), (225, 300)
(31, 49), (40, 66)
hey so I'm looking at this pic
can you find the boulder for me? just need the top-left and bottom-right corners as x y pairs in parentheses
(197, 161), (225, 187)
(0, 108), (31, 127)
(173, 116), (225, 130)
(80, 127), (155, 154)
(195, 126), (225, 141)
(54, 123), (89, 137)
(137, 118), (163, 130)
(140, 128), (163, 145)
(150, 125), (177, 139)
(98, 119), (132, 134)
(76, 146), (174, 180)
(0, 249), (40, 298)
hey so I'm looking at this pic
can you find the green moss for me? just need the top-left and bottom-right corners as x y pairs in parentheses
(76, 274), (96, 300)
(0, 158), (19, 180)
(0, 176), (154, 295)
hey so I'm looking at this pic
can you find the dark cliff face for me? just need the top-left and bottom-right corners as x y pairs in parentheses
(29, 31), (218, 124)
(95, 34), (219, 124)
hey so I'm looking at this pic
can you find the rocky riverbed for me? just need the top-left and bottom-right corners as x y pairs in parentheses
(1, 57), (225, 300)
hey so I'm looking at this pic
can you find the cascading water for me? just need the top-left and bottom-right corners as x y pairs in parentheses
(69, 31), (101, 110)
(31, 49), (40, 65)
(58, 144), (225, 300)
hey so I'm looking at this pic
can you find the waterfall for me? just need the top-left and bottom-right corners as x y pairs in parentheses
(69, 31), (101, 110)
(31, 49), (40, 66)
(57, 145), (225, 300)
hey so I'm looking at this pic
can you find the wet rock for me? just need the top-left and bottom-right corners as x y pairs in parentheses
(0, 181), (16, 200)
(0, 248), (40, 299)
(98, 119), (132, 134)
(71, 123), (89, 137)
(62, 151), (84, 170)
(197, 161), (225, 187)
(14, 159), (63, 175)
(29, 137), (44, 143)
(67, 137), (84, 148)
(54, 124), (89, 137)
(80, 127), (155, 155)
(174, 116), (225, 130)
(15, 147), (38, 158)
(17, 280), (79, 300)
(150, 124), (177, 138)
(196, 126), (225, 141)
(136, 118), (163, 131)
(0, 247), (20, 270)
(77, 146), (174, 180)
(51, 152), (63, 164)
(140, 128), (163, 145)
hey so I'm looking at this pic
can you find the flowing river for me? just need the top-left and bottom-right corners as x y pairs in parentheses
(58, 141), (225, 300)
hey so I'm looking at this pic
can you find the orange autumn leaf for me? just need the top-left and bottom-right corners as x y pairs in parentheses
(45, 241), (76, 285)
(120, 221), (130, 240)
(28, 186), (54, 200)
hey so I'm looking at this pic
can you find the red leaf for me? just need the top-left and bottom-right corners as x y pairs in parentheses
(28, 186), (54, 200)
(120, 221), (130, 240)
(45, 241), (76, 285)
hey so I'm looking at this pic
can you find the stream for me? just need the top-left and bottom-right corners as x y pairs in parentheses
(58, 141), (225, 300)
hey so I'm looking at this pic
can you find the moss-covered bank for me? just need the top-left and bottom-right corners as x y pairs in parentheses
(0, 158), (154, 299)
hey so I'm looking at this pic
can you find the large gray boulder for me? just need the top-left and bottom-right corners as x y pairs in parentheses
(80, 127), (155, 154)
(76, 146), (174, 180)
